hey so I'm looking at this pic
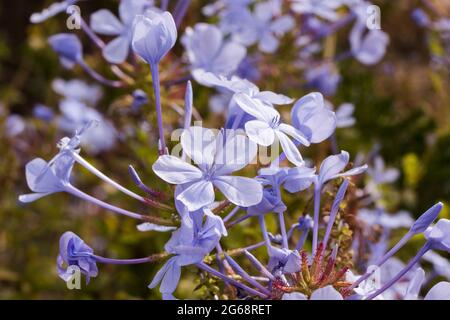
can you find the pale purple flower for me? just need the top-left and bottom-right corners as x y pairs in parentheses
(268, 246), (301, 273)
(152, 127), (263, 211)
(243, 1), (295, 53)
(18, 134), (80, 203)
(234, 93), (310, 166)
(350, 6), (389, 65)
(334, 103), (356, 128)
(182, 23), (246, 79)
(33, 104), (55, 122)
(57, 231), (98, 283)
(425, 219), (450, 252)
(52, 78), (103, 105)
(90, 0), (150, 63)
(358, 209), (414, 230)
(58, 99), (117, 154)
(131, 10), (177, 66)
(5, 114), (26, 137)
(305, 64), (341, 96)
(291, 92), (337, 144)
(149, 213), (225, 298)
(48, 33), (83, 69)
(316, 150), (367, 189)
(423, 251), (450, 280)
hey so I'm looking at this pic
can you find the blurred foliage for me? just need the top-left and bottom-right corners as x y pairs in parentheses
(0, 0), (449, 299)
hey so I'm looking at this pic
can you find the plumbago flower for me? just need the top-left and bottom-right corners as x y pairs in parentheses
(57, 231), (98, 283)
(234, 93), (310, 166)
(90, 0), (150, 63)
(182, 23), (247, 80)
(152, 126), (263, 211)
(222, 0), (295, 53)
(149, 212), (225, 299)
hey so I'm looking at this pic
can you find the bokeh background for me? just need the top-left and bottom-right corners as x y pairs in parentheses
(0, 0), (449, 299)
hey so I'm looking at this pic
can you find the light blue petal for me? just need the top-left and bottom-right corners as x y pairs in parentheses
(152, 155), (203, 184)
(103, 36), (130, 64)
(275, 130), (304, 166)
(424, 282), (450, 300)
(90, 9), (124, 36)
(213, 176), (263, 207)
(318, 151), (349, 186)
(244, 120), (275, 147)
(176, 180), (215, 211)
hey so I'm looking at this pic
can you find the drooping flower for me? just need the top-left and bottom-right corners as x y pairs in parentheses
(315, 150), (367, 189)
(131, 10), (177, 66)
(152, 127), (263, 211)
(90, 0), (150, 63)
(234, 93), (310, 166)
(350, 4), (389, 65)
(48, 33), (83, 69)
(182, 23), (247, 79)
(18, 133), (81, 203)
(57, 231), (98, 283)
(149, 212), (225, 299)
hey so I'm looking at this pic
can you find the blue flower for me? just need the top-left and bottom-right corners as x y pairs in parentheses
(90, 0), (150, 63)
(52, 78), (103, 105)
(48, 33), (83, 69)
(182, 23), (246, 79)
(334, 103), (355, 128)
(425, 218), (450, 252)
(30, 0), (78, 24)
(18, 124), (93, 203)
(57, 231), (98, 283)
(305, 64), (341, 96)
(291, 92), (337, 144)
(153, 127), (263, 211)
(131, 10), (177, 66)
(268, 246), (301, 273)
(234, 93), (310, 166)
(33, 104), (55, 122)
(411, 202), (443, 234)
(5, 114), (25, 137)
(316, 150), (367, 189)
(149, 212), (225, 299)
(350, 6), (389, 65)
(240, 1), (295, 53)
(58, 99), (117, 154)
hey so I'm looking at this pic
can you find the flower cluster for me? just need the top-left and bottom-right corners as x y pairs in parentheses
(17, 0), (450, 300)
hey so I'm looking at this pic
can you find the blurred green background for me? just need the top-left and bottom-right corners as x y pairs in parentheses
(0, 0), (449, 299)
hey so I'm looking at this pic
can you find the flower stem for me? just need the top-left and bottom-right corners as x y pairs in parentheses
(196, 262), (268, 298)
(312, 186), (321, 254)
(78, 60), (124, 88)
(64, 184), (144, 220)
(150, 64), (166, 154)
(365, 242), (431, 300)
(278, 211), (289, 249)
(348, 230), (413, 292)
(93, 252), (169, 265)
